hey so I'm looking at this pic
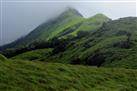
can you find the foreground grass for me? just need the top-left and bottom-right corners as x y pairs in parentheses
(0, 59), (137, 91)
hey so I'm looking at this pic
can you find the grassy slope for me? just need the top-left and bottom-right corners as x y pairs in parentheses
(58, 14), (110, 38)
(70, 14), (110, 35)
(0, 58), (137, 91)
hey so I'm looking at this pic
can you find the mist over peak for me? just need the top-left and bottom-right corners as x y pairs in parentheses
(61, 7), (83, 17)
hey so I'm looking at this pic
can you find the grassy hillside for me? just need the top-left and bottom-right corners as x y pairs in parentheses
(70, 13), (110, 35)
(57, 13), (110, 38)
(0, 58), (137, 91)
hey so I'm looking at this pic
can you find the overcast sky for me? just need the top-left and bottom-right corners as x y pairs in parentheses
(0, 1), (136, 45)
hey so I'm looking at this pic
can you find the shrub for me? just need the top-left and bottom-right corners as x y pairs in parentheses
(85, 52), (105, 67)
(76, 31), (89, 38)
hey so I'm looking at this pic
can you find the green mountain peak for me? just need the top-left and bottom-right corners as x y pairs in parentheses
(94, 13), (107, 17)
(88, 13), (110, 20)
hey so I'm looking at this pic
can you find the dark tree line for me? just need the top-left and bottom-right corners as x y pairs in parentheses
(0, 37), (69, 58)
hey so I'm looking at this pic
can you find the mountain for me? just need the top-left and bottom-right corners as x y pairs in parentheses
(12, 17), (137, 69)
(0, 8), (110, 50)
(1, 8), (137, 69)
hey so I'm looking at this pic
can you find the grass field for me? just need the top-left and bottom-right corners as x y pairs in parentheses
(0, 56), (137, 91)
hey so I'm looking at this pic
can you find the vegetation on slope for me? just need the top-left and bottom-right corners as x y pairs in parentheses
(57, 13), (110, 39)
(70, 13), (111, 35)
(0, 59), (137, 91)
(12, 48), (52, 61)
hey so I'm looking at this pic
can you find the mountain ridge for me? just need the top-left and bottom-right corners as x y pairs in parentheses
(0, 8), (110, 50)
